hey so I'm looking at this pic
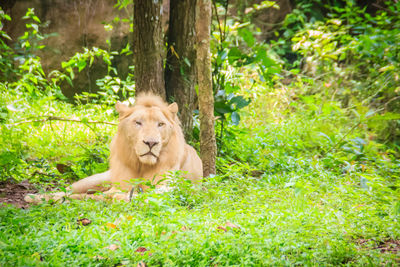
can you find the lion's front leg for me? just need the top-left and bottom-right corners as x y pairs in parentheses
(71, 171), (111, 193)
(102, 187), (131, 201)
(69, 187), (130, 202)
(24, 171), (112, 204)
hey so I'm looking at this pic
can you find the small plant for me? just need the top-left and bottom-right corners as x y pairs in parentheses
(0, 8), (15, 80)
(16, 8), (48, 59)
(60, 47), (135, 105)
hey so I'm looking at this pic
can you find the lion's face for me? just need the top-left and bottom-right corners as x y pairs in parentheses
(117, 103), (175, 165)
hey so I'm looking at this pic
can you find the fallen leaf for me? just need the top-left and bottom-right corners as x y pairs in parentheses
(56, 163), (73, 174)
(250, 170), (264, 177)
(180, 226), (192, 231)
(126, 215), (133, 220)
(31, 252), (43, 261)
(217, 222), (241, 232)
(167, 231), (178, 240)
(77, 218), (92, 226)
(135, 247), (149, 255)
(56, 164), (77, 178)
(106, 222), (117, 229)
(105, 244), (120, 251)
(361, 164), (366, 172)
(225, 221), (240, 229)
(217, 226), (227, 232)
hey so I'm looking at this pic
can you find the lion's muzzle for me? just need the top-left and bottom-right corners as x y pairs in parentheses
(143, 140), (159, 149)
(136, 138), (161, 165)
(140, 151), (158, 158)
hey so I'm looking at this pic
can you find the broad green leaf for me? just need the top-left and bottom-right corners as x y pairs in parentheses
(77, 60), (87, 72)
(230, 96), (250, 109)
(183, 57), (191, 67)
(228, 47), (243, 64)
(231, 111), (240, 125)
(238, 28), (255, 47)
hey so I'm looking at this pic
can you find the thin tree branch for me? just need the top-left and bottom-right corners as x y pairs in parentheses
(9, 116), (117, 126)
(212, 0), (224, 42)
(326, 122), (361, 155)
(372, 3), (398, 16)
(223, 0), (229, 43)
(384, 96), (400, 110)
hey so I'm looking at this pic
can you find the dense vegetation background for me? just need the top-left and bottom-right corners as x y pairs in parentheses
(0, 0), (399, 265)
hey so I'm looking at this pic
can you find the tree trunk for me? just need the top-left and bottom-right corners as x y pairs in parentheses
(165, 0), (197, 140)
(133, 0), (165, 98)
(196, 0), (216, 176)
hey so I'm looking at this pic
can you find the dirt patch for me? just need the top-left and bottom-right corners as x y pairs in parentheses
(0, 180), (37, 209)
(376, 240), (400, 254)
(357, 238), (400, 254)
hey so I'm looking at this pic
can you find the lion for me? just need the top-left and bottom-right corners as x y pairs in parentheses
(25, 94), (203, 203)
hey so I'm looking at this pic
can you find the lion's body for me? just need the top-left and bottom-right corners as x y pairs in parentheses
(25, 94), (203, 203)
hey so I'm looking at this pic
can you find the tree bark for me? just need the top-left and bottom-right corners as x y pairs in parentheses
(196, 0), (216, 176)
(133, 0), (165, 98)
(165, 0), (197, 140)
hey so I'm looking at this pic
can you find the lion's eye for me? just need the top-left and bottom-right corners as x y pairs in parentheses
(158, 122), (165, 127)
(135, 121), (142, 126)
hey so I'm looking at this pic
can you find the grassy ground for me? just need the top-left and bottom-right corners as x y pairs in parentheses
(0, 88), (399, 266)
(1, 165), (399, 265)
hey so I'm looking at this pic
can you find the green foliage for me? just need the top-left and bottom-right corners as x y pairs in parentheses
(0, 9), (14, 79)
(16, 8), (48, 57)
(286, 1), (400, 143)
(94, 75), (135, 106)
(0, 8), (133, 184)
(0, 8), (51, 81)
(62, 47), (135, 105)
(61, 47), (117, 80)
(0, 84), (114, 183)
(211, 2), (281, 150)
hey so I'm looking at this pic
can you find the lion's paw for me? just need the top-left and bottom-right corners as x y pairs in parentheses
(24, 192), (66, 204)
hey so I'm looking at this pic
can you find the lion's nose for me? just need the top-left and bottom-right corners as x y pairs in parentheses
(143, 140), (159, 149)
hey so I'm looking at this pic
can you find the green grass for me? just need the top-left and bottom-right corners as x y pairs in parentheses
(1, 171), (399, 266)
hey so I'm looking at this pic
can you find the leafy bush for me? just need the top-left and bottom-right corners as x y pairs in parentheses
(211, 2), (283, 151)
(0, 8), (134, 183)
(290, 1), (400, 142)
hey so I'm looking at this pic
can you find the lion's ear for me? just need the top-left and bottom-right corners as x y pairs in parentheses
(116, 101), (130, 118)
(168, 102), (178, 116)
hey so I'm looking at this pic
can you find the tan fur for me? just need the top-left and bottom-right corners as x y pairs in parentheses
(25, 94), (203, 203)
